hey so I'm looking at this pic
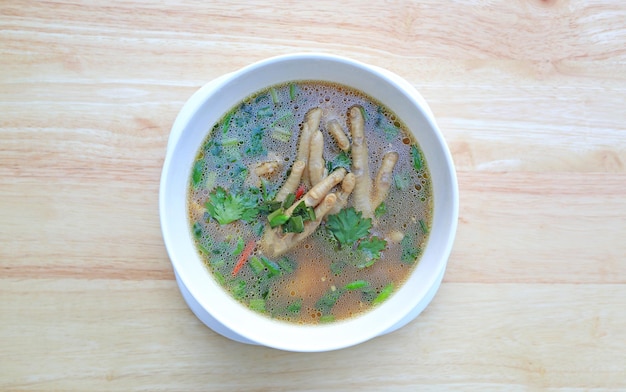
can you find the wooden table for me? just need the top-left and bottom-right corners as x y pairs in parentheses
(2, 1), (625, 390)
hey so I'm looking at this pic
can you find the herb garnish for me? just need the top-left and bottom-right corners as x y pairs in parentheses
(205, 187), (260, 225)
(411, 145), (423, 171)
(326, 151), (352, 173)
(356, 236), (387, 268)
(325, 207), (372, 246)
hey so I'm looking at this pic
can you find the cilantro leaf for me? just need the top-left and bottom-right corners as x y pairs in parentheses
(191, 160), (203, 187)
(326, 151), (352, 173)
(245, 126), (266, 156)
(229, 163), (249, 185)
(374, 106), (385, 127)
(233, 237), (245, 256)
(326, 207), (372, 246)
(374, 202), (387, 218)
(393, 173), (410, 190)
(400, 234), (420, 263)
(286, 299), (302, 314)
(357, 236), (387, 268)
(192, 221), (203, 239)
(237, 188), (261, 222)
(270, 110), (296, 128)
(205, 186), (260, 225)
(411, 145), (423, 172)
(358, 236), (387, 260)
(330, 260), (346, 275)
(382, 125), (399, 141)
(316, 287), (344, 314)
(205, 187), (242, 224)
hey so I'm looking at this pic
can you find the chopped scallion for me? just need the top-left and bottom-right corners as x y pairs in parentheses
(292, 201), (316, 222)
(233, 237), (245, 256)
(268, 209), (289, 228)
(344, 280), (369, 291)
(270, 87), (280, 104)
(192, 222), (203, 239)
(320, 314), (335, 323)
(289, 84), (297, 100)
(284, 215), (304, 233)
(373, 283), (394, 305)
(359, 106), (369, 121)
(260, 178), (269, 200)
(419, 219), (429, 234)
(277, 257), (296, 274)
(257, 106), (273, 118)
(292, 200), (306, 215)
(213, 271), (225, 286)
(271, 126), (292, 142)
(248, 256), (265, 275)
(204, 171), (217, 190)
(282, 193), (296, 209)
(271, 111), (294, 126)
(211, 258), (225, 268)
(221, 137), (240, 148)
(260, 256), (281, 277)
(197, 243), (211, 255)
(249, 298), (265, 312)
(229, 279), (247, 299)
(264, 201), (282, 213)
(222, 112), (233, 134)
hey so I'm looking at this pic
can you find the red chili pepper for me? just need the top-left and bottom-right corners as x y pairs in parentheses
(295, 183), (306, 200)
(232, 240), (256, 276)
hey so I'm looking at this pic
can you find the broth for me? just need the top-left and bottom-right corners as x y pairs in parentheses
(187, 81), (432, 324)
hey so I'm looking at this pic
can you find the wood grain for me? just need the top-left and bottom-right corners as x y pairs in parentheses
(1, 0), (625, 390)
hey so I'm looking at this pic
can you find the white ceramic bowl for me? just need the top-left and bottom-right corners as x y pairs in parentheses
(160, 53), (458, 352)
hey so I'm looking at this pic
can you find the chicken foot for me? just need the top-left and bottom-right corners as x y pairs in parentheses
(260, 109), (354, 257)
(260, 169), (346, 257)
(348, 106), (398, 219)
(260, 193), (337, 257)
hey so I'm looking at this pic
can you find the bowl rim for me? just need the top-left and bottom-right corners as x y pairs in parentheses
(160, 53), (459, 351)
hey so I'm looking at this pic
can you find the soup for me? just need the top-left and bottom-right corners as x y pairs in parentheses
(187, 81), (432, 324)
